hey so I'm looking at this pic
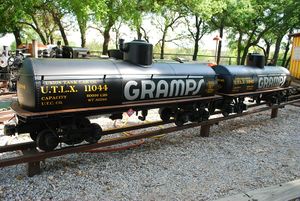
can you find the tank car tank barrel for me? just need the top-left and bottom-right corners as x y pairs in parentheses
(8, 41), (292, 152)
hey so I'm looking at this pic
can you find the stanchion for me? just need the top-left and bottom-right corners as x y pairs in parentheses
(22, 148), (41, 177)
(271, 108), (278, 118)
(200, 124), (211, 137)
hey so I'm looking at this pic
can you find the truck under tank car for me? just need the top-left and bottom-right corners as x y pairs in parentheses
(4, 40), (291, 151)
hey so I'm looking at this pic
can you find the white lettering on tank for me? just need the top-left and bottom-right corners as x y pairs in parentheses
(258, 78), (264, 88)
(258, 75), (287, 89)
(123, 78), (208, 101)
(279, 76), (285, 86)
(263, 77), (269, 88)
(192, 79), (204, 95)
(169, 80), (185, 96)
(124, 81), (139, 100)
(155, 80), (169, 98)
(141, 80), (155, 99)
(185, 79), (197, 95)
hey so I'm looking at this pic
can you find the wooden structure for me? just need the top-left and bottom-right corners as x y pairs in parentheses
(290, 33), (300, 79)
(216, 179), (300, 201)
(17, 41), (47, 57)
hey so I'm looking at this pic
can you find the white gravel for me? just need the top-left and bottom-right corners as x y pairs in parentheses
(0, 105), (299, 201)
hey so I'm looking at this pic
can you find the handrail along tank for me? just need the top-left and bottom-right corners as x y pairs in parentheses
(213, 53), (291, 93)
(17, 40), (218, 112)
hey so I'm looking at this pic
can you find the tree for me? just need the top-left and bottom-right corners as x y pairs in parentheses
(59, 0), (92, 47)
(227, 0), (300, 65)
(183, 0), (225, 61)
(225, 0), (260, 64)
(281, 29), (293, 67)
(152, 5), (184, 59)
(90, 0), (127, 55)
(269, 0), (300, 65)
(124, 0), (160, 41)
(21, 1), (59, 45)
(0, 0), (24, 46)
(0, 0), (62, 46)
(43, 0), (70, 46)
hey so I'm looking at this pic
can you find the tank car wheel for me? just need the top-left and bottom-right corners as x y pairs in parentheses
(36, 129), (59, 151)
(63, 118), (90, 145)
(159, 108), (172, 122)
(85, 123), (102, 143)
(30, 132), (38, 141)
(256, 94), (262, 104)
(222, 111), (229, 117)
(208, 102), (216, 114)
(76, 117), (90, 128)
(200, 109), (210, 121)
(174, 113), (186, 126)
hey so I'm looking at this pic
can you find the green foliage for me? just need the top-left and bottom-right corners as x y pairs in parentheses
(0, 0), (24, 33)
(223, 0), (300, 64)
(86, 39), (102, 51)
(183, 0), (226, 19)
(22, 28), (40, 42)
(0, 0), (300, 58)
(10, 42), (16, 50)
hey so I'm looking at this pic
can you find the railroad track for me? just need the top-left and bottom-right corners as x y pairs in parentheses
(0, 92), (16, 96)
(0, 96), (300, 177)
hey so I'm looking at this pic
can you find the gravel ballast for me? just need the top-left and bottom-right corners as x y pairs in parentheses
(0, 105), (299, 201)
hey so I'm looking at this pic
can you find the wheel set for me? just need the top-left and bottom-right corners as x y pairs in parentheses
(159, 106), (210, 127)
(31, 118), (103, 151)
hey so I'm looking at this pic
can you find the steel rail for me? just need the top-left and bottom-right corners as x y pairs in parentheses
(0, 98), (299, 169)
(0, 93), (299, 155)
(0, 92), (15, 96)
(0, 120), (172, 154)
(0, 101), (274, 154)
(0, 141), (36, 153)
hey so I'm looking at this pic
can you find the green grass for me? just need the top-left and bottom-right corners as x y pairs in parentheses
(0, 101), (11, 109)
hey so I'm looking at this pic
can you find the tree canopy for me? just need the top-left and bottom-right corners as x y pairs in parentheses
(1, 0), (300, 64)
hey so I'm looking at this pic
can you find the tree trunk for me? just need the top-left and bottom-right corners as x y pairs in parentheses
(217, 23), (224, 64)
(31, 15), (47, 45)
(241, 46), (250, 65)
(114, 26), (120, 49)
(236, 31), (243, 65)
(77, 17), (87, 48)
(193, 39), (199, 61)
(102, 28), (111, 55)
(281, 42), (290, 67)
(192, 16), (201, 61)
(115, 33), (118, 49)
(50, 35), (54, 44)
(285, 55), (291, 68)
(52, 13), (69, 46)
(241, 30), (256, 65)
(37, 32), (47, 45)
(80, 29), (86, 48)
(272, 34), (284, 65)
(13, 28), (22, 47)
(140, 27), (149, 42)
(33, 28), (47, 45)
(160, 31), (167, 59)
(241, 27), (268, 65)
(79, 23), (87, 48)
(281, 29), (293, 66)
(137, 26), (142, 40)
(265, 40), (271, 64)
